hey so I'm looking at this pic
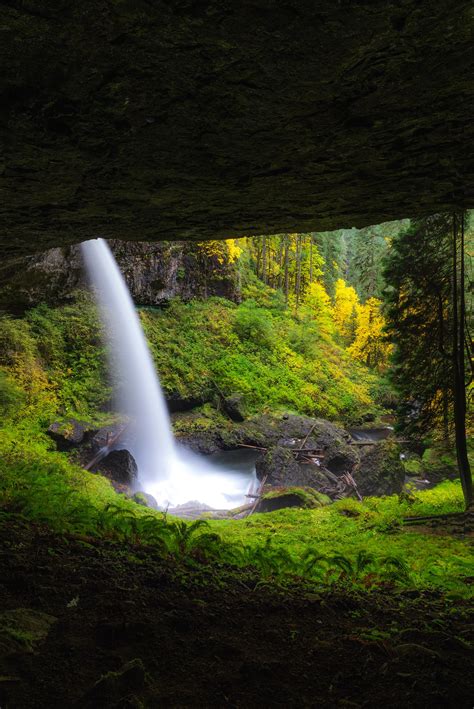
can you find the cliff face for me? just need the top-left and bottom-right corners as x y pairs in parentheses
(1, 2), (473, 258)
(0, 240), (240, 313)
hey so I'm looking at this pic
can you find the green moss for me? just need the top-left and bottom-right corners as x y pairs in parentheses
(140, 297), (387, 424)
(0, 609), (57, 656)
(404, 458), (422, 476)
(262, 487), (331, 509)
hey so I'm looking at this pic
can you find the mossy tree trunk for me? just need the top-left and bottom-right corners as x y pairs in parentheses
(452, 212), (472, 509)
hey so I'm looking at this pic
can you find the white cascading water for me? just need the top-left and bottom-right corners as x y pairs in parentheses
(81, 238), (255, 509)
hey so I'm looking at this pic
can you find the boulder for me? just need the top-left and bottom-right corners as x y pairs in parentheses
(227, 414), (358, 474)
(166, 392), (205, 413)
(256, 446), (332, 491)
(257, 487), (331, 513)
(353, 440), (405, 497)
(47, 418), (93, 451)
(222, 394), (247, 422)
(95, 450), (138, 486)
(132, 492), (159, 510)
(249, 415), (359, 496)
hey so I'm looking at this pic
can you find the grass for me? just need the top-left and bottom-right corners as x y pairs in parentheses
(212, 481), (472, 596)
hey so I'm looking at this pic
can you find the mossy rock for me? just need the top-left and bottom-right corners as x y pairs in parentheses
(421, 447), (458, 481)
(132, 492), (159, 510)
(403, 456), (422, 476)
(0, 609), (57, 658)
(353, 440), (405, 496)
(258, 486), (331, 513)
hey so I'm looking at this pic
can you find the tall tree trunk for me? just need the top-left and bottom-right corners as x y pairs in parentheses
(295, 234), (302, 306)
(309, 237), (313, 283)
(284, 235), (290, 302)
(442, 386), (450, 445)
(255, 238), (262, 279)
(452, 212), (472, 509)
(262, 236), (267, 284)
(277, 237), (284, 289)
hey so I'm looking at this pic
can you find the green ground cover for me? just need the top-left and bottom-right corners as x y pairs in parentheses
(0, 429), (471, 598)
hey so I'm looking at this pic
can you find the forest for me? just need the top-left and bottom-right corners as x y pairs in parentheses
(0, 212), (472, 707)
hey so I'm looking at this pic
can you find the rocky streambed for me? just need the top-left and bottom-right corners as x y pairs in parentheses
(47, 412), (409, 517)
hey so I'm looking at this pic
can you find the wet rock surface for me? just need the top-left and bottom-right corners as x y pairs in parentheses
(1, 2), (474, 258)
(95, 450), (138, 487)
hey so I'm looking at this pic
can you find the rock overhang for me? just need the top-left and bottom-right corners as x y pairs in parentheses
(1, 0), (473, 258)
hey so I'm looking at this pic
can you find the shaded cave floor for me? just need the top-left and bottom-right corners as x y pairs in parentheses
(0, 516), (472, 708)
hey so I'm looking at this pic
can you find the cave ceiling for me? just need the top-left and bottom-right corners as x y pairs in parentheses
(1, 0), (474, 258)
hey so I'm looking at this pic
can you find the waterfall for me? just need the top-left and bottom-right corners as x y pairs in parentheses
(81, 238), (255, 509)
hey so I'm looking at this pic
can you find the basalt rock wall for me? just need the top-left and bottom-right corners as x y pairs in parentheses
(0, 240), (239, 313)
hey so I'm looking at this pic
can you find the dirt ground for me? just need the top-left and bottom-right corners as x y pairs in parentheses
(0, 515), (472, 708)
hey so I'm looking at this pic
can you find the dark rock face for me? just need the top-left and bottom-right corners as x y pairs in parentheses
(354, 440), (405, 497)
(1, 2), (473, 258)
(222, 394), (247, 423)
(256, 447), (331, 490)
(95, 450), (138, 487)
(0, 240), (239, 313)
(230, 414), (358, 473)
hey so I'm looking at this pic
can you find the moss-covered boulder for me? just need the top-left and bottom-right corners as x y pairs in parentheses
(222, 393), (248, 423)
(47, 418), (94, 451)
(132, 492), (159, 510)
(258, 487), (331, 513)
(353, 440), (405, 497)
(420, 447), (459, 482)
(256, 446), (331, 490)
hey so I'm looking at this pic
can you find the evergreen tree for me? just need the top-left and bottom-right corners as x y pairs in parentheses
(384, 213), (472, 508)
(313, 230), (348, 298)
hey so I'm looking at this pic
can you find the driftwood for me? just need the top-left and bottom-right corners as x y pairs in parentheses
(340, 472), (363, 501)
(247, 474), (268, 517)
(237, 443), (267, 451)
(350, 438), (409, 446)
(84, 423), (129, 471)
(350, 440), (379, 446)
(300, 422), (317, 450)
(292, 448), (324, 457)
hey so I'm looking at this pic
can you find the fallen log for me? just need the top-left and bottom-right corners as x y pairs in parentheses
(247, 475), (268, 517)
(84, 423), (130, 471)
(300, 423), (317, 450)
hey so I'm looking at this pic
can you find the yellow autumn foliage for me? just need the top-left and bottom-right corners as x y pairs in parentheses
(348, 297), (393, 371)
(195, 239), (242, 265)
(333, 278), (359, 342)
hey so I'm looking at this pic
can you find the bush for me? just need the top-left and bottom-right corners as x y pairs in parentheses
(233, 301), (276, 350)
